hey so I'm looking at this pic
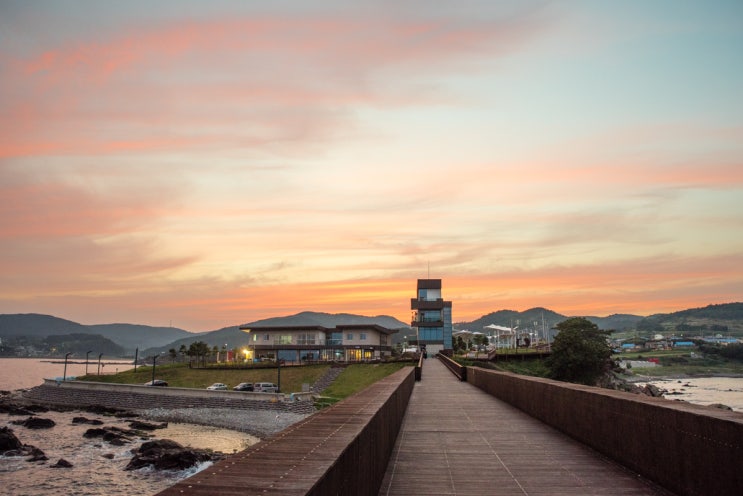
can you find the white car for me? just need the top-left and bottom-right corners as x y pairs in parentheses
(254, 382), (279, 393)
(206, 383), (228, 390)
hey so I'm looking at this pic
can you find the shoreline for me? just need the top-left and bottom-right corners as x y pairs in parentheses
(137, 407), (312, 439)
(3, 387), (313, 440)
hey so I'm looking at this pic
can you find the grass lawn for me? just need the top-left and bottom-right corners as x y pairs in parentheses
(80, 362), (331, 392)
(78, 361), (414, 401)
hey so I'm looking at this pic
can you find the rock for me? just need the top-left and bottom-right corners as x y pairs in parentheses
(709, 403), (733, 411)
(642, 384), (665, 397)
(72, 416), (104, 425)
(84, 426), (136, 445)
(51, 458), (73, 468)
(22, 417), (56, 429)
(128, 420), (167, 431)
(0, 404), (35, 416)
(83, 428), (108, 439)
(125, 439), (222, 471)
(0, 426), (23, 452)
(85, 405), (124, 416)
(26, 447), (48, 462)
(102, 453), (115, 459)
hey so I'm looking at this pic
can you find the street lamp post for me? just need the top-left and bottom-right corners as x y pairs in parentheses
(63, 352), (73, 381)
(277, 357), (281, 393)
(97, 353), (103, 375)
(151, 355), (159, 385)
(85, 350), (92, 375)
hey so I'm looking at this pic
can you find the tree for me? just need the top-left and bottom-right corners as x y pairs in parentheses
(168, 348), (177, 363)
(546, 317), (613, 385)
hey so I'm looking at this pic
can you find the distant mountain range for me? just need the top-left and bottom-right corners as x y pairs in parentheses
(2, 303), (741, 357)
(456, 303), (743, 337)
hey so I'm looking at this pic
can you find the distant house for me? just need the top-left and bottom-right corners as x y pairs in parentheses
(673, 341), (695, 348)
(239, 324), (398, 363)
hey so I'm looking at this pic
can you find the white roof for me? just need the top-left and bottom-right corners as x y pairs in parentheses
(483, 324), (512, 332)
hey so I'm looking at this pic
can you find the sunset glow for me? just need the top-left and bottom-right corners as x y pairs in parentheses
(1, 1), (742, 331)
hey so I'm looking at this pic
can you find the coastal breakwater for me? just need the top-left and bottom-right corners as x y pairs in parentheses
(466, 366), (743, 496)
(22, 379), (316, 415)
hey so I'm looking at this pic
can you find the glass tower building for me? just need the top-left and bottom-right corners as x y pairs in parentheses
(410, 279), (453, 354)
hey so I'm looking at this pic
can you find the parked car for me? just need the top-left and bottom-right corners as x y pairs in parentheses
(206, 383), (228, 390)
(144, 380), (168, 387)
(233, 382), (254, 391)
(254, 382), (279, 393)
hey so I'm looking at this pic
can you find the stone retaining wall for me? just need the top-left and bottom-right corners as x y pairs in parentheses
(466, 366), (743, 496)
(22, 379), (315, 415)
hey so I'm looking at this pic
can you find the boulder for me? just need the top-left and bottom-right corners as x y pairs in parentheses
(641, 384), (665, 397)
(0, 426), (23, 453)
(22, 417), (56, 429)
(125, 439), (222, 471)
(72, 416), (104, 425)
(51, 458), (73, 468)
(84, 426), (136, 445)
(128, 420), (168, 431)
(26, 447), (48, 462)
(709, 403), (733, 411)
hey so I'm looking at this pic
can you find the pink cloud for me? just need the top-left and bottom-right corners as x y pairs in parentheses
(0, 12), (546, 159)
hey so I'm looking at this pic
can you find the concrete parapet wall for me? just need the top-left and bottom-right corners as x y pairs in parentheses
(155, 366), (416, 496)
(466, 366), (743, 496)
(437, 353), (466, 380)
(23, 379), (315, 415)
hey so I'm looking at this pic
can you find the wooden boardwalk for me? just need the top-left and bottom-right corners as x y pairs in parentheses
(378, 358), (670, 496)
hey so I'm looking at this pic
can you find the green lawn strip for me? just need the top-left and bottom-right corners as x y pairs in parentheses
(79, 362), (330, 392)
(317, 362), (412, 407)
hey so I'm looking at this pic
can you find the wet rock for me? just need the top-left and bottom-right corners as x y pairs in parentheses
(0, 426), (23, 452)
(26, 404), (49, 413)
(709, 403), (733, 411)
(22, 417), (56, 429)
(72, 416), (104, 425)
(26, 447), (48, 462)
(85, 405), (124, 416)
(51, 458), (73, 468)
(0, 404), (36, 416)
(641, 384), (665, 397)
(128, 420), (168, 431)
(125, 439), (222, 471)
(84, 426), (136, 445)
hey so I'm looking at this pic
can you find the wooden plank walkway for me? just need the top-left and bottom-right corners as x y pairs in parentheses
(378, 358), (671, 496)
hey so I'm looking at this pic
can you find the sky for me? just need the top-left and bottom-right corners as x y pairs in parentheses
(1, 1), (742, 332)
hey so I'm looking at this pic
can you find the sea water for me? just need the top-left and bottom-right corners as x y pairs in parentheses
(0, 359), (258, 495)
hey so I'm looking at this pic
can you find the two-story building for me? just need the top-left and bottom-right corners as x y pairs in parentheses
(238, 324), (398, 363)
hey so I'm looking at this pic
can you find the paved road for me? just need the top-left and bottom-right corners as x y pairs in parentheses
(378, 357), (669, 496)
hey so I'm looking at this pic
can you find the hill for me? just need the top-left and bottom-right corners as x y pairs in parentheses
(86, 323), (198, 352)
(0, 314), (193, 353)
(636, 302), (743, 337)
(0, 314), (87, 337)
(459, 309), (641, 333)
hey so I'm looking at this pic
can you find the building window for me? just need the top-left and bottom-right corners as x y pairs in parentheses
(327, 332), (342, 346)
(276, 335), (292, 345)
(380, 334), (387, 346)
(346, 333), (353, 340)
(297, 333), (316, 345)
(360, 333), (367, 341)
(263, 334), (269, 341)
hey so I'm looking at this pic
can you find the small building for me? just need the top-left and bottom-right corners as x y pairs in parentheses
(239, 324), (398, 363)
